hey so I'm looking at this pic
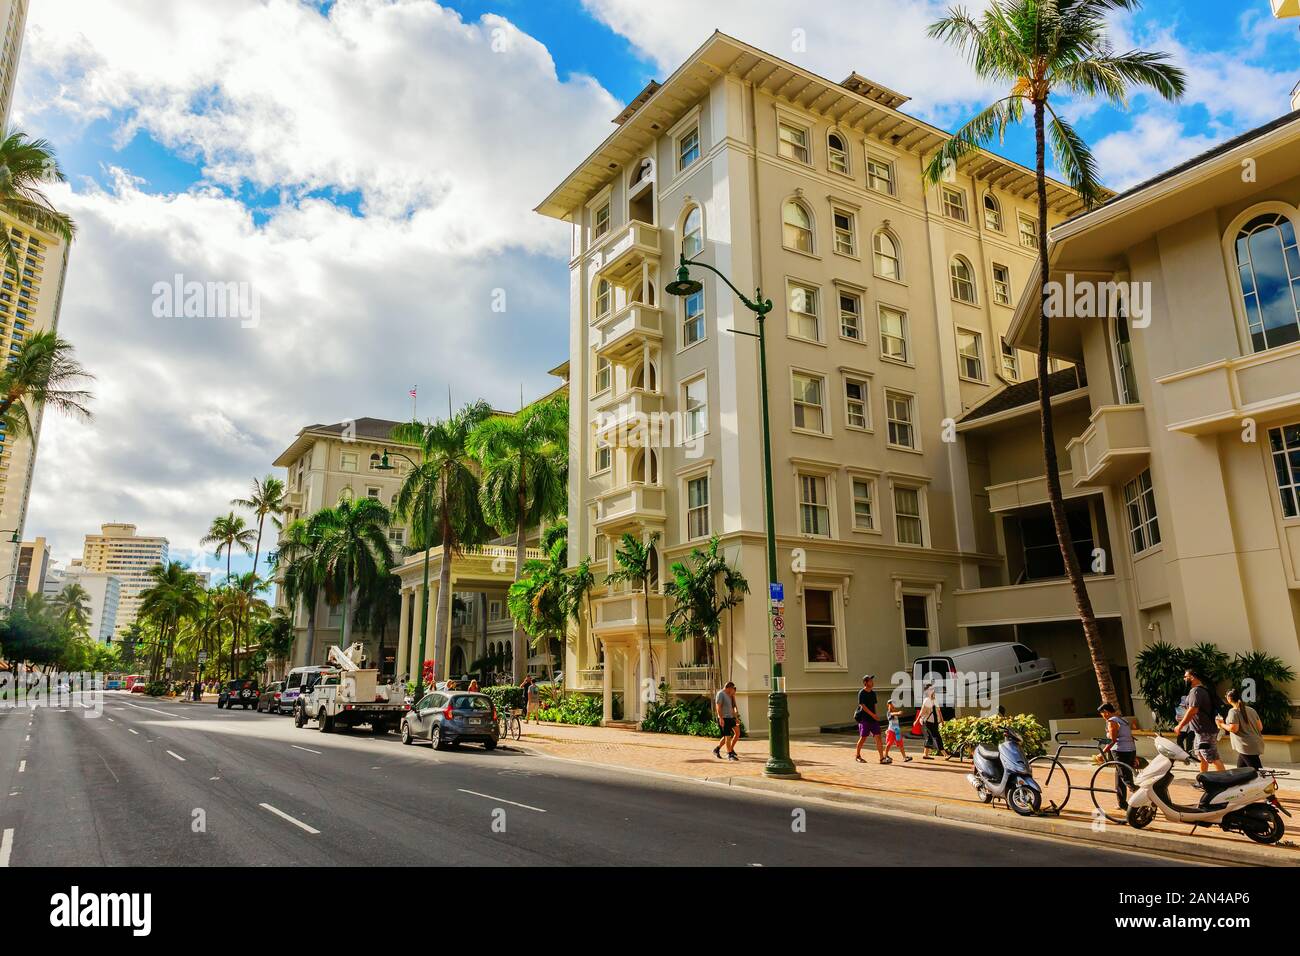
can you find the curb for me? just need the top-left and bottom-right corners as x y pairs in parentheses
(724, 774), (1298, 867)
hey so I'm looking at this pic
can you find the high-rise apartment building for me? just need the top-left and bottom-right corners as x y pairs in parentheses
(0, 0), (29, 128)
(13, 534), (48, 595)
(79, 524), (169, 638)
(63, 567), (121, 644)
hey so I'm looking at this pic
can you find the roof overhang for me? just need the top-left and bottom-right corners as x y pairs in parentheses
(535, 31), (1094, 222)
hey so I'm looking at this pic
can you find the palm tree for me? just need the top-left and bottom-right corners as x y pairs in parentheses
(252, 608), (296, 681)
(353, 566), (401, 675)
(663, 536), (749, 691)
(225, 571), (269, 676)
(0, 131), (75, 273)
(49, 581), (92, 637)
(924, 0), (1184, 706)
(469, 396), (568, 682)
(318, 496), (393, 650)
(278, 514), (331, 666)
(231, 475), (286, 577)
(201, 512), (256, 587)
(0, 331), (94, 438)
(393, 400), (493, 683)
(137, 561), (203, 680)
(505, 528), (573, 677)
(606, 532), (659, 683)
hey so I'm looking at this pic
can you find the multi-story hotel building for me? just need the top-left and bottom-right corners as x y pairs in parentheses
(79, 524), (168, 639)
(0, 0), (73, 607)
(13, 535), (48, 596)
(60, 566), (121, 644)
(537, 33), (1091, 732)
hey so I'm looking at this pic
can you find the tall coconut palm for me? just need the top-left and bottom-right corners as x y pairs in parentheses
(393, 400), (493, 683)
(225, 571), (269, 677)
(664, 536), (750, 691)
(353, 565), (401, 675)
(137, 561), (203, 680)
(278, 514), (331, 666)
(319, 496), (393, 650)
(201, 512), (256, 587)
(924, 0), (1184, 707)
(469, 396), (568, 682)
(231, 475), (286, 577)
(606, 532), (660, 686)
(0, 131), (75, 273)
(49, 581), (92, 637)
(0, 331), (93, 438)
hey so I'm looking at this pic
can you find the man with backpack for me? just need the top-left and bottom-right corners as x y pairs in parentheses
(1173, 668), (1226, 773)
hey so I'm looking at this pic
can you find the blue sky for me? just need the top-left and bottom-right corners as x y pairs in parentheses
(12, 0), (1300, 574)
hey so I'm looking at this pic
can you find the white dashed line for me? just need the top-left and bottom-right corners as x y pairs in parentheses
(165, 751), (186, 762)
(119, 702), (191, 720)
(17, 761), (25, 773)
(259, 803), (320, 834)
(292, 745), (322, 755)
(0, 829), (12, 867)
(127, 728), (139, 735)
(457, 789), (546, 813)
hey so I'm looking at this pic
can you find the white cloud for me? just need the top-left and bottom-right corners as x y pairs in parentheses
(16, 0), (617, 564)
(1091, 113), (1219, 190)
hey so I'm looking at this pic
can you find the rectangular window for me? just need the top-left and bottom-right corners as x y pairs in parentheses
(686, 475), (710, 539)
(594, 433), (611, 474)
(1000, 336), (1019, 381)
(866, 156), (895, 195)
(594, 531), (608, 562)
(879, 306), (909, 362)
(1122, 469), (1161, 554)
(886, 391), (915, 448)
(366, 486), (381, 500)
(894, 486), (925, 546)
(957, 329), (984, 381)
(903, 594), (930, 651)
(388, 527), (406, 547)
(792, 372), (826, 433)
(852, 478), (875, 530)
(839, 292), (862, 340)
(844, 377), (869, 430)
(340, 452), (358, 472)
(595, 354), (612, 394)
(787, 282), (820, 341)
(594, 201), (611, 240)
(992, 263), (1012, 305)
(942, 186), (968, 223)
(1270, 424), (1300, 518)
(1018, 213), (1039, 249)
(489, 600), (502, 621)
(804, 588), (839, 664)
(778, 121), (810, 164)
(683, 290), (705, 345)
(678, 127), (701, 171)
(799, 474), (831, 536)
(832, 208), (857, 256)
(683, 376), (708, 439)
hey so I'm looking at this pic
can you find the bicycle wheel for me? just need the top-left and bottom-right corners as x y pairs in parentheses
(510, 715), (522, 741)
(1090, 759), (1138, 824)
(1027, 756), (1071, 813)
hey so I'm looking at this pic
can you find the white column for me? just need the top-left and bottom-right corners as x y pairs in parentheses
(638, 637), (651, 722)
(395, 587), (412, 680)
(601, 643), (613, 725)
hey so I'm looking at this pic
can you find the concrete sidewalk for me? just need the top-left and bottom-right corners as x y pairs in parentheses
(511, 721), (1300, 866)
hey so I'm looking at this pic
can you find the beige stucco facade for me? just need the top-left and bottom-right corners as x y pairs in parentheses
(537, 33), (1089, 733)
(79, 523), (168, 638)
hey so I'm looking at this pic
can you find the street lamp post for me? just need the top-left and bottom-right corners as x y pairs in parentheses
(666, 254), (798, 778)
(376, 449), (430, 691)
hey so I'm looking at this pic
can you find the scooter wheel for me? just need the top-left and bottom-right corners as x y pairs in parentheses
(1126, 805), (1156, 830)
(1009, 783), (1041, 816)
(1244, 806), (1285, 845)
(976, 786), (993, 804)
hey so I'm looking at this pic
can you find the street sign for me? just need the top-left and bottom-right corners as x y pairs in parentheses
(772, 614), (785, 633)
(769, 582), (784, 603)
(774, 636), (786, 664)
(197, 651), (208, 664)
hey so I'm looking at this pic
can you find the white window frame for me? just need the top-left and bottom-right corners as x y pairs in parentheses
(595, 278), (612, 319)
(683, 469), (712, 541)
(1122, 469), (1161, 555)
(983, 192), (1004, 232)
(850, 475), (877, 532)
(681, 205), (703, 259)
(777, 116), (812, 166)
(796, 470), (835, 538)
(941, 186), (969, 223)
(593, 428), (611, 476)
(837, 289), (863, 342)
(592, 199), (611, 242)
(957, 328), (985, 382)
(791, 370), (828, 435)
(866, 155), (896, 196)
(991, 262), (1012, 306)
(900, 589), (935, 659)
(340, 452), (358, 472)
(802, 584), (846, 670)
(786, 280), (821, 342)
(843, 374), (871, 431)
(682, 289), (706, 347)
(885, 389), (917, 450)
(878, 305), (910, 364)
(782, 199), (815, 254)
(950, 256), (977, 304)
(1113, 314), (1140, 405)
(891, 482), (928, 548)
(827, 130), (851, 176)
(594, 353), (612, 396)
(1018, 213), (1039, 249)
(682, 373), (708, 440)
(677, 125), (701, 173)
(1268, 424), (1300, 519)
(1000, 336), (1020, 381)
(832, 206), (858, 257)
(872, 230), (902, 282)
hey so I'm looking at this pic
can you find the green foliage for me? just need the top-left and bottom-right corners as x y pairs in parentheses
(1136, 641), (1295, 733)
(535, 692), (601, 727)
(1134, 641), (1189, 729)
(1228, 651), (1295, 735)
(480, 684), (526, 712)
(939, 714), (1048, 758)
(663, 536), (749, 684)
(144, 680), (170, 697)
(641, 693), (737, 738)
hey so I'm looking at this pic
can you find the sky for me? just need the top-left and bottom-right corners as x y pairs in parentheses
(12, 0), (1300, 577)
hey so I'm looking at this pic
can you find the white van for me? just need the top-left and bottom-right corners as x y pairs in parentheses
(280, 665), (333, 715)
(912, 642), (1056, 708)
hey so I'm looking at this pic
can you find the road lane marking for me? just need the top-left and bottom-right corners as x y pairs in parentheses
(259, 803), (320, 834)
(17, 761), (24, 773)
(457, 789), (546, 812)
(0, 829), (12, 867)
(292, 745), (322, 755)
(119, 702), (192, 720)
(166, 751), (186, 762)
(127, 728), (139, 735)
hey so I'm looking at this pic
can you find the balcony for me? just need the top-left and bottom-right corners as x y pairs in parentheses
(595, 482), (667, 534)
(592, 591), (668, 637)
(593, 220), (661, 286)
(986, 471), (1087, 512)
(953, 575), (1123, 628)
(575, 667), (605, 692)
(594, 301), (663, 365)
(593, 388), (665, 445)
(669, 666), (713, 693)
(1159, 343), (1300, 435)
(1067, 404), (1150, 487)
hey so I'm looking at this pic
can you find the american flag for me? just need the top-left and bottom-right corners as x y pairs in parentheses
(409, 386), (417, 398)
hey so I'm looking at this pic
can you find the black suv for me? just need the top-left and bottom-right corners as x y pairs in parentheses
(218, 678), (260, 710)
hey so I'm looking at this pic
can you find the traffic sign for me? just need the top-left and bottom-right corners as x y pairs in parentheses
(772, 614), (785, 633)
(774, 636), (786, 664)
(197, 651), (208, 664)
(769, 582), (784, 603)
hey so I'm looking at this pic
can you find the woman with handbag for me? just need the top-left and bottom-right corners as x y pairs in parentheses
(917, 684), (944, 759)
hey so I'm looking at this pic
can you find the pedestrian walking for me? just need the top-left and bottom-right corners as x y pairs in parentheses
(854, 675), (888, 764)
(917, 684), (945, 759)
(1098, 702), (1137, 803)
(1173, 668), (1226, 773)
(525, 676), (540, 723)
(884, 700), (912, 762)
(713, 681), (740, 761)
(1174, 693), (1195, 755)
(1218, 688), (1265, 770)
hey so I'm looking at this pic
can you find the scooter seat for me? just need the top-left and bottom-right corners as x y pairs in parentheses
(975, 745), (1001, 762)
(1196, 768), (1256, 791)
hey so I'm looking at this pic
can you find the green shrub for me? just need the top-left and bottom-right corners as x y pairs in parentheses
(1137, 641), (1295, 734)
(144, 680), (170, 697)
(536, 693), (602, 727)
(642, 694), (741, 738)
(480, 684), (526, 713)
(939, 714), (1047, 758)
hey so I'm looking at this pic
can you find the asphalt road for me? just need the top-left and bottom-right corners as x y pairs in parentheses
(0, 693), (1186, 867)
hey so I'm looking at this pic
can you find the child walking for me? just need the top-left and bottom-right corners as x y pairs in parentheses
(884, 701), (913, 762)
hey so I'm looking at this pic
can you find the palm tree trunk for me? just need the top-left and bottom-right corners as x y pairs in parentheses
(1034, 100), (1116, 708)
(511, 482), (527, 684)
(435, 518), (453, 683)
(341, 565), (352, 649)
(304, 599), (317, 666)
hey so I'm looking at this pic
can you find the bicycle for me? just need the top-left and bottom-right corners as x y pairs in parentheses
(1026, 730), (1139, 821)
(498, 707), (522, 742)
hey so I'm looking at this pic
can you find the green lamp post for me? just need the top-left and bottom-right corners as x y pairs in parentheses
(666, 254), (798, 778)
(376, 449), (430, 690)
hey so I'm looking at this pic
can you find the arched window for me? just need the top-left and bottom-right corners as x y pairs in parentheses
(595, 279), (612, 318)
(783, 200), (814, 253)
(950, 256), (976, 303)
(983, 193), (1003, 231)
(873, 230), (900, 281)
(1235, 213), (1300, 352)
(682, 206), (703, 259)
(827, 131), (850, 175)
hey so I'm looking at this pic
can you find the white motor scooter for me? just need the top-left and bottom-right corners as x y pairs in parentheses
(1126, 736), (1289, 844)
